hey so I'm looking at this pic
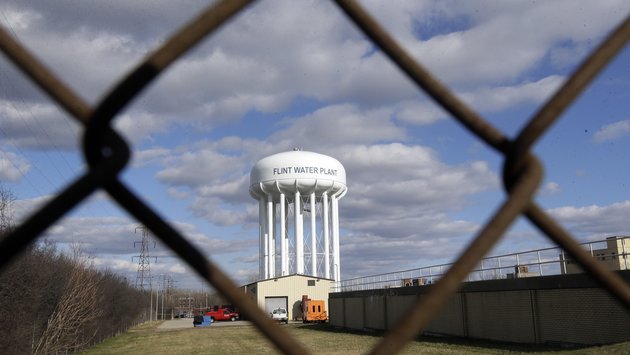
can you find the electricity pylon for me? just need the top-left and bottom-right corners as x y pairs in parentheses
(133, 226), (156, 290)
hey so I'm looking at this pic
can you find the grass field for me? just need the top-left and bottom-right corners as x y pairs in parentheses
(81, 321), (630, 355)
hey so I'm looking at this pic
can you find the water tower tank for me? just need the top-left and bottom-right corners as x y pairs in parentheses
(250, 150), (347, 281)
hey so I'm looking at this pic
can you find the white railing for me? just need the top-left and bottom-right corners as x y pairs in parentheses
(331, 236), (629, 292)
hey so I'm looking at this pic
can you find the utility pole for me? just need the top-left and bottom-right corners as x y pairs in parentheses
(161, 274), (169, 320)
(168, 277), (176, 319)
(161, 276), (164, 320)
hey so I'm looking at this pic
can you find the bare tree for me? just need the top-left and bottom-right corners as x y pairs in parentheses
(0, 184), (15, 235)
(34, 246), (103, 354)
(1, 185), (147, 352)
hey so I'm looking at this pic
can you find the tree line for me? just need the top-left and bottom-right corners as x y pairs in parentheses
(0, 186), (148, 354)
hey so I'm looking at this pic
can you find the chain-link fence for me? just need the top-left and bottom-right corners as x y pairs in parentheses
(1, 1), (629, 354)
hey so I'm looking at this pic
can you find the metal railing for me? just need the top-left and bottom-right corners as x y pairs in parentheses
(333, 236), (630, 292)
(1, 1), (629, 354)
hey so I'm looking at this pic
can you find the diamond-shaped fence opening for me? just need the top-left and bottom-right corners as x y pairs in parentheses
(0, 1), (629, 354)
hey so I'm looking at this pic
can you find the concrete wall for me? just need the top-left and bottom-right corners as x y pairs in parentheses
(329, 271), (630, 345)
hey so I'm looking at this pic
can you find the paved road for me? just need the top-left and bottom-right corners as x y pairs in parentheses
(157, 318), (252, 330)
(157, 318), (192, 330)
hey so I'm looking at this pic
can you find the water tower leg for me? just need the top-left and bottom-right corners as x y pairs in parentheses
(267, 195), (274, 278)
(332, 195), (340, 281)
(259, 198), (265, 279)
(280, 193), (287, 276)
(295, 191), (304, 274)
(311, 192), (317, 277)
(323, 192), (330, 279)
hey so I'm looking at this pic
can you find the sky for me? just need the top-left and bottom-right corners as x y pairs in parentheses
(1, 0), (629, 290)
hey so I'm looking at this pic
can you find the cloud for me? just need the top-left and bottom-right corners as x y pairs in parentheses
(2, 0), (624, 144)
(394, 100), (447, 125)
(0, 151), (31, 181)
(189, 196), (252, 227)
(271, 104), (407, 146)
(340, 230), (476, 278)
(547, 200), (630, 238)
(398, 0), (629, 86)
(593, 120), (630, 143)
(541, 181), (561, 196)
(0, 100), (80, 150)
(132, 147), (170, 167)
(461, 75), (565, 113)
(114, 111), (171, 146)
(41, 216), (143, 254)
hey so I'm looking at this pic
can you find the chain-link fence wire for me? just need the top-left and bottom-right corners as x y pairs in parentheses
(0, 1), (628, 354)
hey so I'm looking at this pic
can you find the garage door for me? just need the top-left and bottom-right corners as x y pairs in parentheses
(265, 296), (288, 315)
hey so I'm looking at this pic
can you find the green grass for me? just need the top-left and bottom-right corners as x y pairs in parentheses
(81, 322), (630, 355)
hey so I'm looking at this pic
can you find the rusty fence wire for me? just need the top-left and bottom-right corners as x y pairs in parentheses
(0, 1), (629, 354)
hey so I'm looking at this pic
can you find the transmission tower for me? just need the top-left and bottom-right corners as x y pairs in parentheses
(133, 226), (156, 290)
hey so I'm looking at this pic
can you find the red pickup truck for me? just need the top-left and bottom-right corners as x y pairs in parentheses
(205, 308), (239, 321)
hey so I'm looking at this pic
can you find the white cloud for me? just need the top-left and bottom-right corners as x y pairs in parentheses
(271, 104), (407, 146)
(541, 181), (561, 196)
(189, 196), (251, 227)
(167, 263), (188, 274)
(0, 151), (31, 181)
(0, 4), (43, 31)
(168, 221), (254, 255)
(547, 201), (630, 238)
(394, 100), (447, 125)
(0, 100), (80, 150)
(341, 231), (475, 278)
(461, 75), (565, 113)
(114, 111), (170, 146)
(156, 149), (245, 187)
(40, 216), (140, 254)
(93, 257), (136, 274)
(398, 0), (629, 86)
(2, 0), (624, 143)
(12, 194), (53, 222)
(132, 147), (170, 167)
(593, 120), (630, 143)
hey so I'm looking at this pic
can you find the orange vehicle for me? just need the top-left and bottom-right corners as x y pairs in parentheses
(301, 295), (327, 323)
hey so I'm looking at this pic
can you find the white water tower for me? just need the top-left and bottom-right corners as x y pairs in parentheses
(250, 150), (347, 282)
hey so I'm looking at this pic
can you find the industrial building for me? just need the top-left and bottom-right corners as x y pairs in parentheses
(241, 274), (333, 321)
(560, 236), (630, 274)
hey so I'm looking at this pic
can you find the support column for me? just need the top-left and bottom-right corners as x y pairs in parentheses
(332, 195), (340, 281)
(310, 192), (317, 277)
(280, 193), (287, 276)
(259, 198), (265, 280)
(284, 197), (290, 274)
(295, 191), (304, 274)
(323, 192), (330, 279)
(266, 195), (274, 278)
